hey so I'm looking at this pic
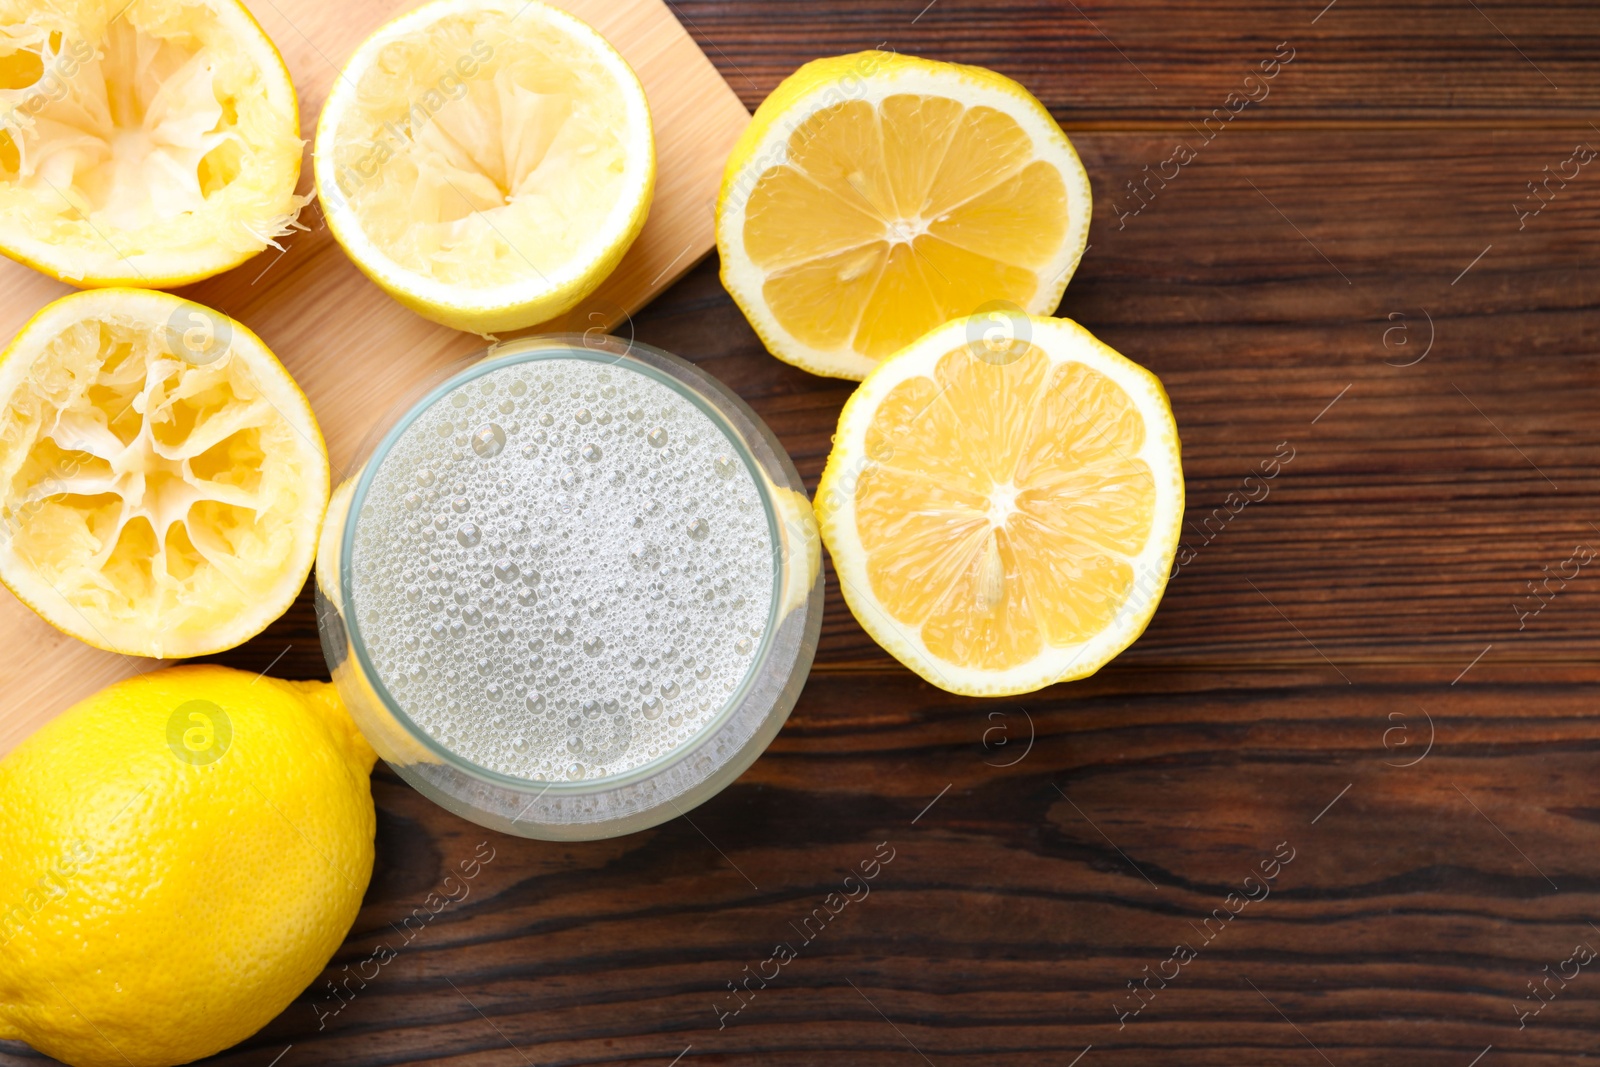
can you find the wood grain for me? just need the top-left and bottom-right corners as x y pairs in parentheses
(6, 1), (1600, 1064)
(676, 0), (1600, 123)
(10, 672), (1595, 1066)
(0, 0), (749, 755)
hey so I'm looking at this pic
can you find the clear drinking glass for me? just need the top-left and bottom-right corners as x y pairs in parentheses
(314, 334), (822, 840)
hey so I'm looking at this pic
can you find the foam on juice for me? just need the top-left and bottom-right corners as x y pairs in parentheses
(350, 356), (774, 781)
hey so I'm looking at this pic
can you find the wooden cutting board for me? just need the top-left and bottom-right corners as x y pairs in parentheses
(0, 0), (750, 756)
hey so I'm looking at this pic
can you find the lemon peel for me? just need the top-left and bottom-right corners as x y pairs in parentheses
(0, 664), (375, 1067)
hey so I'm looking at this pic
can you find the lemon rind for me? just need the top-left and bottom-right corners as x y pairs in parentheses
(0, 664), (375, 1067)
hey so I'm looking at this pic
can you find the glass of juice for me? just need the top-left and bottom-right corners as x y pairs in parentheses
(315, 334), (822, 840)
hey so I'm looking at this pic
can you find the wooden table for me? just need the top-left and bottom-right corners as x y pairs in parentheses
(9, 0), (1600, 1064)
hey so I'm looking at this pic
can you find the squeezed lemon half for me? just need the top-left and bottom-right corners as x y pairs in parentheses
(0, 0), (307, 287)
(0, 288), (328, 658)
(718, 51), (1092, 380)
(314, 0), (655, 334)
(816, 315), (1183, 696)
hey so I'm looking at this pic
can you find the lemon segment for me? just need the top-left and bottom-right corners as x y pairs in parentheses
(718, 52), (1091, 380)
(0, 0), (307, 287)
(816, 315), (1183, 696)
(0, 288), (328, 658)
(0, 665), (375, 1067)
(314, 0), (655, 335)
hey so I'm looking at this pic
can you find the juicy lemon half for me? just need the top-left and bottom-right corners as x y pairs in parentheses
(314, 0), (655, 335)
(0, 288), (328, 658)
(816, 315), (1183, 696)
(0, 0), (307, 287)
(718, 51), (1092, 380)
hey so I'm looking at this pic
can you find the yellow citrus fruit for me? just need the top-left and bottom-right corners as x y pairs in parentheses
(815, 314), (1183, 696)
(0, 288), (328, 658)
(314, 0), (655, 335)
(0, 0), (308, 287)
(0, 664), (376, 1067)
(771, 483), (821, 616)
(718, 51), (1092, 380)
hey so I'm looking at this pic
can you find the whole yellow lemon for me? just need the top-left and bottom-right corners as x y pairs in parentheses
(0, 665), (377, 1067)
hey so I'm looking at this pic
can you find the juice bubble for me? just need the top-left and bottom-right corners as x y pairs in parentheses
(351, 356), (774, 782)
(471, 423), (506, 457)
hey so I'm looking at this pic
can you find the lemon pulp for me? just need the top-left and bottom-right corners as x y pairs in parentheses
(859, 345), (1153, 669)
(719, 52), (1091, 380)
(817, 316), (1182, 695)
(0, 289), (327, 658)
(315, 0), (655, 333)
(0, 0), (305, 285)
(330, 15), (626, 287)
(752, 98), (1068, 359)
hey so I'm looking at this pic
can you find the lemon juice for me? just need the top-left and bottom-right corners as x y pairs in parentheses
(347, 350), (775, 782)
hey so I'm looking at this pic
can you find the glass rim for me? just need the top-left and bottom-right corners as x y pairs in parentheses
(338, 334), (785, 796)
